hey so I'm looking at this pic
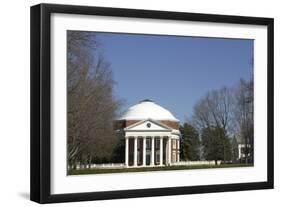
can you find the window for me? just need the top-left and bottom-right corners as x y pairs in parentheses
(146, 139), (151, 149)
(155, 138), (160, 149)
(173, 140), (176, 148)
(138, 138), (142, 150)
(156, 154), (160, 163)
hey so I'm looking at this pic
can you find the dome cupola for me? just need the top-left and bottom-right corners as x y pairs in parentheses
(119, 99), (179, 122)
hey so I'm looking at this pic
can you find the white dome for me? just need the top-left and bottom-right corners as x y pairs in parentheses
(120, 100), (179, 121)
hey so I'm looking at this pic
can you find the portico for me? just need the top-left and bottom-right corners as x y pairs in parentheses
(115, 99), (181, 167)
(124, 119), (180, 167)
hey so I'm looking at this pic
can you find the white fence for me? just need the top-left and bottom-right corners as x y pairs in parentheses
(69, 160), (222, 170)
(171, 160), (221, 166)
(68, 163), (125, 170)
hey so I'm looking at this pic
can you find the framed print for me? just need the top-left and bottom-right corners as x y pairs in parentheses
(30, 3), (274, 203)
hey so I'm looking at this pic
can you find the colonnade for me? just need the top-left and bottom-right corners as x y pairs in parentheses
(125, 136), (179, 167)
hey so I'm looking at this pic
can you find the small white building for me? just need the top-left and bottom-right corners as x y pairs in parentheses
(238, 144), (251, 160)
(115, 100), (181, 167)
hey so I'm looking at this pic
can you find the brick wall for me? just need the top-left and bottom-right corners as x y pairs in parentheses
(114, 119), (179, 130)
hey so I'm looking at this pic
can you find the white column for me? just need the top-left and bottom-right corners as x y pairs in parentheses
(177, 139), (180, 162)
(167, 137), (171, 165)
(238, 144), (241, 159)
(150, 137), (155, 166)
(134, 136), (138, 166)
(142, 137), (146, 166)
(160, 136), (163, 166)
(125, 137), (129, 166)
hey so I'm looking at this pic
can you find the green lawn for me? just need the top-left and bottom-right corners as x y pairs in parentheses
(68, 163), (253, 175)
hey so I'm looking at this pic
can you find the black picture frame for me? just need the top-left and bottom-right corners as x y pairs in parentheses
(30, 3), (274, 204)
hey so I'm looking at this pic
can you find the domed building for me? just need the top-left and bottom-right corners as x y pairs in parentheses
(115, 99), (180, 167)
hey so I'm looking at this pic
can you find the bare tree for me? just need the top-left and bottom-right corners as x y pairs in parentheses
(192, 87), (234, 162)
(192, 87), (234, 132)
(67, 31), (122, 170)
(234, 79), (254, 163)
(192, 80), (253, 164)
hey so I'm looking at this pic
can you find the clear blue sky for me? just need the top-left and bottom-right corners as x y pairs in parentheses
(96, 32), (253, 123)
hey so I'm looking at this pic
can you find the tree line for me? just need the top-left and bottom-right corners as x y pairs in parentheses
(67, 31), (123, 169)
(67, 31), (254, 168)
(180, 79), (253, 164)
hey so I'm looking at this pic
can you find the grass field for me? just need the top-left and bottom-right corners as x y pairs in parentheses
(68, 163), (253, 175)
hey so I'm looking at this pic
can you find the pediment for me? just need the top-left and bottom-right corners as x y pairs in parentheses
(124, 119), (172, 131)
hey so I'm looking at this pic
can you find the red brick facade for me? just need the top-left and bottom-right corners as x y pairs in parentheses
(114, 119), (179, 130)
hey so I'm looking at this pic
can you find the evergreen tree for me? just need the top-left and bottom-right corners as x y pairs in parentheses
(202, 127), (225, 165)
(111, 132), (125, 163)
(181, 123), (200, 161)
(231, 137), (239, 163)
(223, 137), (232, 163)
